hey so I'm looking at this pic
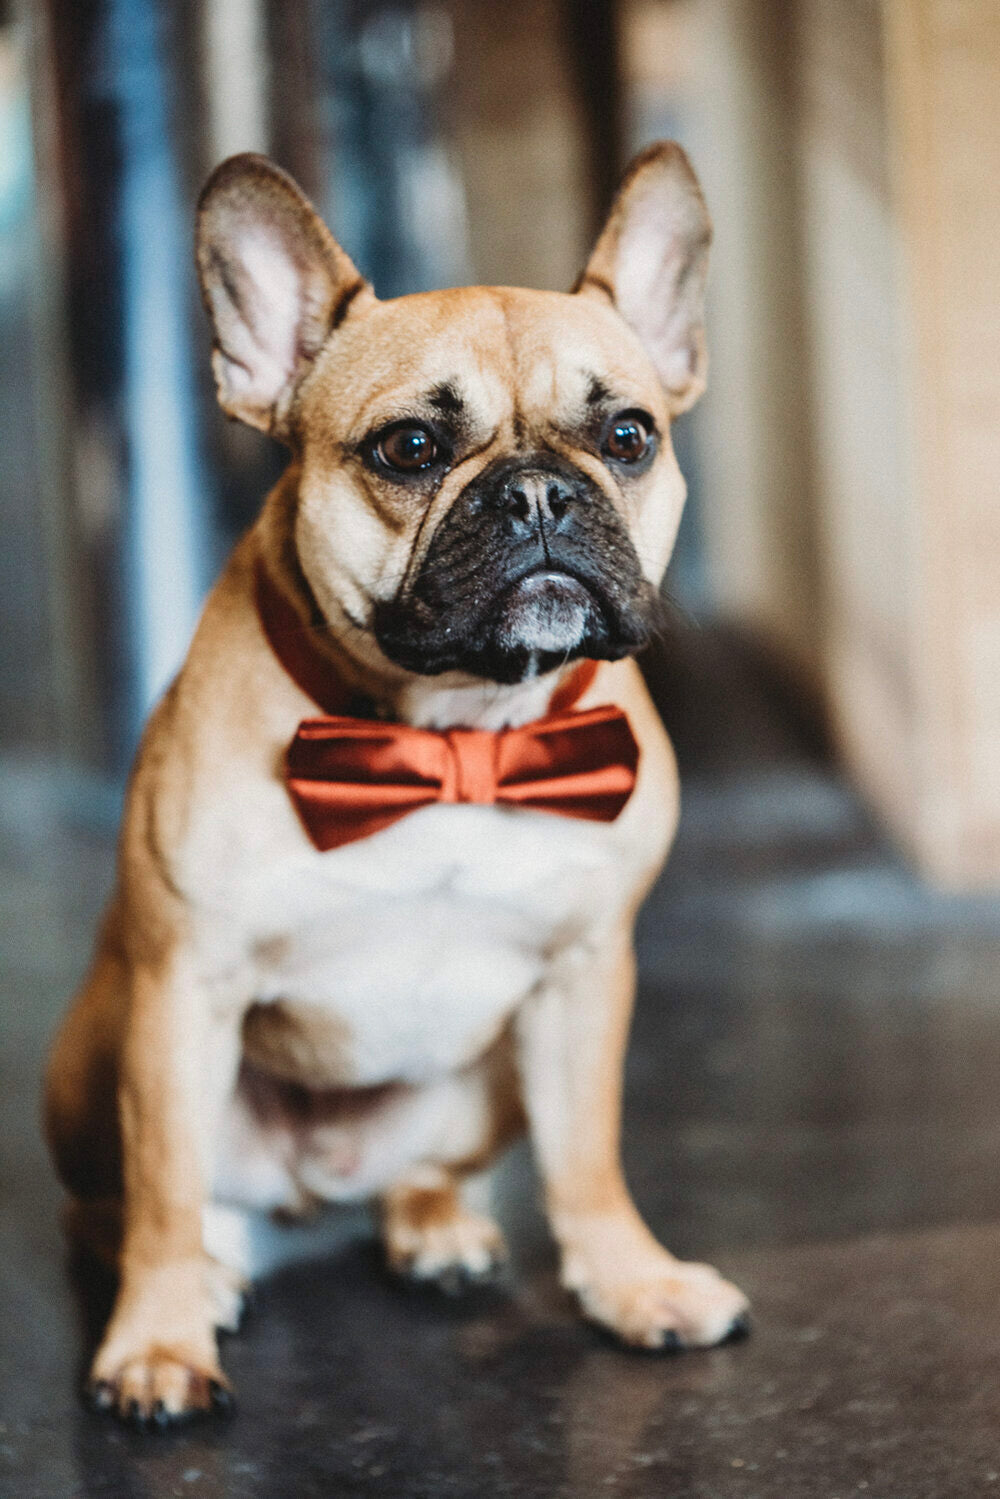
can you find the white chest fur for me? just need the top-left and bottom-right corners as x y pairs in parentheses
(240, 801), (621, 1086)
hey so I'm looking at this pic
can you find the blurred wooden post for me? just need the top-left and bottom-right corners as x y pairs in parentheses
(820, 1), (1000, 886)
(694, 0), (1000, 886)
(873, 0), (1000, 884)
(791, 0), (916, 860)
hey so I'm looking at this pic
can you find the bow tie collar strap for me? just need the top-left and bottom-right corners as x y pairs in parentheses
(254, 559), (640, 851)
(254, 558), (356, 715)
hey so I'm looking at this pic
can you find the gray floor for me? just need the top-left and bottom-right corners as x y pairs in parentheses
(5, 627), (1000, 1498)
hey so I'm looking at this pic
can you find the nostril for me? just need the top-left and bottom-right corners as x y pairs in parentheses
(546, 484), (570, 521)
(504, 485), (531, 521)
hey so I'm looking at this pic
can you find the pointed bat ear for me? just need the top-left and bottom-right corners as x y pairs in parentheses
(196, 154), (374, 438)
(576, 142), (712, 416)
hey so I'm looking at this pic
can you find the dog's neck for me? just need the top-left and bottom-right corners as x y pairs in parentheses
(254, 485), (592, 732)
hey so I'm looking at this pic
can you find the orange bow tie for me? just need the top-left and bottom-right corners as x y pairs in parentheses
(255, 561), (639, 852)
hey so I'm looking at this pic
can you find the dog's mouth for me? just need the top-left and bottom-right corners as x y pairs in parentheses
(496, 568), (603, 653)
(374, 560), (655, 684)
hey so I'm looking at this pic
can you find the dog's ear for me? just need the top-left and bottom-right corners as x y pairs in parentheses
(576, 142), (711, 415)
(196, 154), (372, 437)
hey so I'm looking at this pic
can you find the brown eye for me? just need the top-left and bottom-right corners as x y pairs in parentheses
(602, 413), (652, 464)
(376, 425), (439, 472)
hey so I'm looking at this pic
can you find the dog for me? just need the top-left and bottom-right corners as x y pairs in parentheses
(44, 141), (749, 1426)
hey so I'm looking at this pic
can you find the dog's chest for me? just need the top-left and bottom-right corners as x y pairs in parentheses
(242, 803), (614, 1085)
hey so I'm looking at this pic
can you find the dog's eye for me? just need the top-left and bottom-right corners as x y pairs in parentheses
(602, 413), (652, 464)
(376, 425), (439, 473)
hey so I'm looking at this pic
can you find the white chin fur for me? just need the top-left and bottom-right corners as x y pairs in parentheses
(498, 572), (591, 653)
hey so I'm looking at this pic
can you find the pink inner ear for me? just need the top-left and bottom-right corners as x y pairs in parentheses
(219, 223), (305, 408)
(614, 198), (702, 381)
(661, 344), (697, 389)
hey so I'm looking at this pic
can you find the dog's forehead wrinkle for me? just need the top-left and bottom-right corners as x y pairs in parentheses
(487, 290), (646, 439)
(486, 288), (526, 445)
(314, 287), (649, 452)
(490, 289), (605, 439)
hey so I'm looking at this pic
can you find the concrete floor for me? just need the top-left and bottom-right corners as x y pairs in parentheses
(5, 626), (1000, 1498)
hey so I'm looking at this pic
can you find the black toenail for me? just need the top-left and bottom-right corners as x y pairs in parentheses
(435, 1266), (469, 1297)
(125, 1398), (148, 1429)
(87, 1380), (115, 1413)
(722, 1311), (752, 1343)
(209, 1380), (235, 1415)
(150, 1400), (171, 1431)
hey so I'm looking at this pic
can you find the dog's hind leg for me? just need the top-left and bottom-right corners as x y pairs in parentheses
(244, 1031), (525, 1291)
(211, 1031), (525, 1291)
(45, 906), (128, 1205)
(375, 1036), (525, 1292)
(381, 1164), (507, 1290)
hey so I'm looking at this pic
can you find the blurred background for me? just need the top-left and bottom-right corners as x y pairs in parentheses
(2, 0), (998, 887)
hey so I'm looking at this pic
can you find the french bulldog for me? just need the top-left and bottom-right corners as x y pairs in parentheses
(45, 142), (749, 1427)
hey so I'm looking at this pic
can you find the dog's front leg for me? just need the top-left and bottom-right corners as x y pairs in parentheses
(517, 929), (749, 1350)
(88, 950), (242, 1425)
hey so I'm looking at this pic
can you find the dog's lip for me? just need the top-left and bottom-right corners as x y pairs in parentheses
(500, 564), (608, 619)
(504, 563), (598, 598)
(510, 566), (588, 591)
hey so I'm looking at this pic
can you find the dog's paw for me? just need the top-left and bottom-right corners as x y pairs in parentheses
(384, 1203), (508, 1293)
(567, 1254), (750, 1350)
(86, 1348), (234, 1428)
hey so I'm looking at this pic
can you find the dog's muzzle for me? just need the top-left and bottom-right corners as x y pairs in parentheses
(374, 454), (657, 683)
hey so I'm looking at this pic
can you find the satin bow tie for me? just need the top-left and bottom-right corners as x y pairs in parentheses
(255, 561), (640, 852)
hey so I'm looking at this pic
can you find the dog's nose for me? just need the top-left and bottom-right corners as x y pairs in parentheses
(495, 472), (574, 534)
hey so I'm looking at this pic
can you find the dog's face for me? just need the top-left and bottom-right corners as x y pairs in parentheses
(295, 287), (679, 684)
(197, 146), (711, 684)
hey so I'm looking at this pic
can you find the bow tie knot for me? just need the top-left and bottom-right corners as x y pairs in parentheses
(439, 728), (499, 805)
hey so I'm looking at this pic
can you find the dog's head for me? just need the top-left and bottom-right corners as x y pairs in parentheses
(196, 145), (710, 685)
